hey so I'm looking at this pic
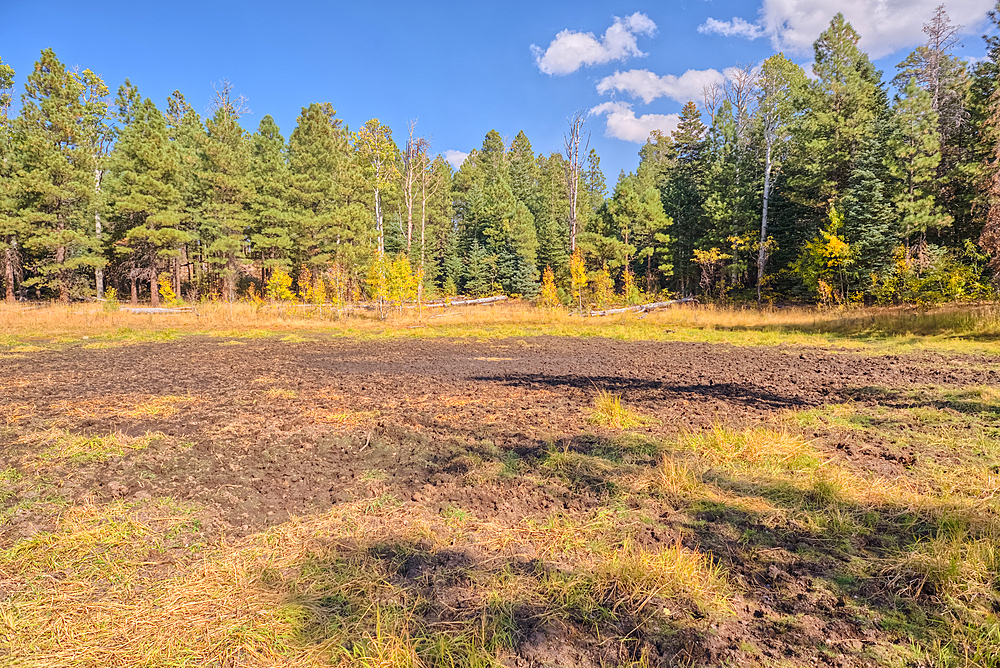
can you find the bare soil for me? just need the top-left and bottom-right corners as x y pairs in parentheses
(3, 335), (997, 666)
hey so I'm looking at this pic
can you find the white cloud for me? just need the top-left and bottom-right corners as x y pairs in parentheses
(443, 150), (469, 170)
(589, 101), (680, 144)
(700, 0), (994, 59)
(698, 17), (766, 39)
(597, 68), (727, 104)
(531, 12), (657, 76)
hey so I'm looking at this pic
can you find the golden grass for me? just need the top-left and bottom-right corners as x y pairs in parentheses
(0, 493), (731, 668)
(589, 389), (644, 429)
(15, 428), (162, 466)
(685, 426), (821, 471)
(2, 300), (1000, 355)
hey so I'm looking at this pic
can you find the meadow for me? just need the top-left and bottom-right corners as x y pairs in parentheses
(2, 301), (1000, 667)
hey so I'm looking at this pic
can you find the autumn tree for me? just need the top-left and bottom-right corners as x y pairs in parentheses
(755, 54), (806, 302)
(355, 118), (399, 256)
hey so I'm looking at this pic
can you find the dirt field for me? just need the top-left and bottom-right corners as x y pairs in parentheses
(3, 334), (1000, 667)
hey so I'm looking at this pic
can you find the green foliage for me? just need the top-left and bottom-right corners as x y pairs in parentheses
(872, 243), (994, 305)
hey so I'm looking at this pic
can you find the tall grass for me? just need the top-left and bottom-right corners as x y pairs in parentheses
(1, 301), (999, 350)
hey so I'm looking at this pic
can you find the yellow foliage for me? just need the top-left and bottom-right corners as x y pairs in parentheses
(265, 267), (295, 302)
(157, 277), (180, 306)
(538, 266), (560, 307)
(570, 248), (587, 311)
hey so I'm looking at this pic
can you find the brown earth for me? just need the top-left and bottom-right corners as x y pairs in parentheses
(2, 335), (997, 666)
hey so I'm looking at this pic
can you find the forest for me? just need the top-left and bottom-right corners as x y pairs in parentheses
(2, 5), (1000, 309)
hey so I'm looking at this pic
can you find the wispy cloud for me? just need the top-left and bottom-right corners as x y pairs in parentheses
(442, 150), (469, 170)
(531, 12), (657, 76)
(596, 68), (727, 104)
(698, 17), (765, 39)
(698, 0), (994, 59)
(589, 101), (680, 144)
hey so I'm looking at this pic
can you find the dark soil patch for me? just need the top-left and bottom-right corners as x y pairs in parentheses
(2, 335), (995, 666)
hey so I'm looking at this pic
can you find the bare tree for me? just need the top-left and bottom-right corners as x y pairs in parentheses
(402, 120), (423, 254)
(923, 5), (962, 114)
(418, 150), (444, 271)
(755, 55), (802, 304)
(724, 62), (760, 142)
(564, 111), (589, 252)
(700, 81), (725, 127)
(209, 79), (251, 118)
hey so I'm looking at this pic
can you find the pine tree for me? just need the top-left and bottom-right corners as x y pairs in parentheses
(660, 100), (706, 294)
(508, 130), (540, 212)
(164, 90), (204, 296)
(0, 57), (20, 301)
(891, 79), (951, 246)
(288, 102), (364, 272)
(794, 14), (884, 207)
(197, 82), (253, 301)
(105, 92), (189, 307)
(248, 115), (294, 282)
(17, 49), (102, 300)
(534, 152), (570, 272)
(463, 130), (539, 295)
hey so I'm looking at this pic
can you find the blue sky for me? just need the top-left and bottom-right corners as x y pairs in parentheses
(1, 0), (996, 180)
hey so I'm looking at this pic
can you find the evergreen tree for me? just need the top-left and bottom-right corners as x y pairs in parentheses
(197, 83), (253, 301)
(0, 57), (20, 301)
(248, 115), (294, 281)
(164, 90), (205, 295)
(507, 130), (539, 211)
(793, 14), (884, 207)
(891, 79), (951, 245)
(16, 49), (102, 301)
(105, 92), (189, 306)
(463, 130), (539, 295)
(288, 102), (365, 272)
(534, 152), (570, 272)
(659, 100), (706, 294)
(841, 122), (896, 288)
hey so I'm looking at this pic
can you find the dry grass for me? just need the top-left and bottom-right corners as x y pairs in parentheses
(15, 428), (162, 466)
(0, 494), (730, 668)
(3, 300), (1000, 355)
(589, 389), (645, 429)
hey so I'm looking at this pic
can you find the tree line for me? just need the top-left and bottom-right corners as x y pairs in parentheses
(2, 5), (1000, 308)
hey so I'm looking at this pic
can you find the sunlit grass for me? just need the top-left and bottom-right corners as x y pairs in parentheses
(589, 389), (645, 429)
(2, 300), (1000, 355)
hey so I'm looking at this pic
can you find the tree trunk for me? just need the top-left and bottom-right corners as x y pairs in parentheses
(4, 240), (16, 303)
(375, 187), (384, 255)
(94, 168), (104, 296)
(420, 190), (428, 270)
(225, 253), (237, 302)
(150, 263), (159, 308)
(757, 141), (773, 305)
(131, 276), (138, 305)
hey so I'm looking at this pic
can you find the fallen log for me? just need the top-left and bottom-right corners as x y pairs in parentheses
(587, 296), (698, 316)
(121, 307), (198, 315)
(424, 295), (508, 308)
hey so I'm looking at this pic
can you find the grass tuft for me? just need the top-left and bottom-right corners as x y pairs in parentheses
(589, 389), (644, 429)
